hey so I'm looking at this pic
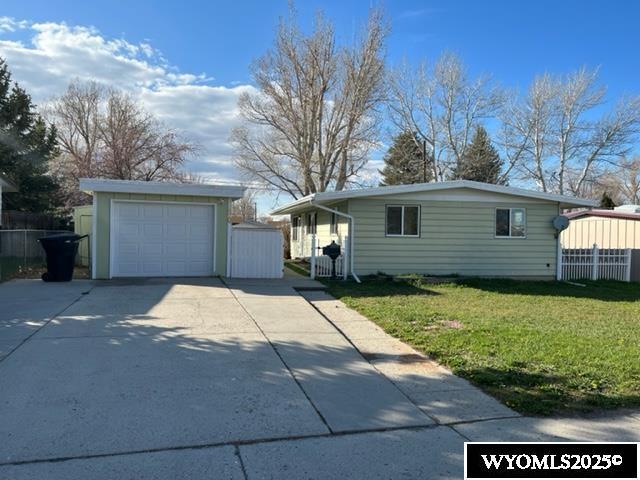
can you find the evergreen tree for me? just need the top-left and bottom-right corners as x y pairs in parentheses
(450, 125), (504, 184)
(379, 131), (432, 185)
(0, 58), (60, 213)
(599, 192), (616, 209)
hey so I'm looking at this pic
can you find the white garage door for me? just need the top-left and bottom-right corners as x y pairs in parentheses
(111, 201), (214, 277)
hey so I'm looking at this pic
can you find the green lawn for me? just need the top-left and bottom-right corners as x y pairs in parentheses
(325, 276), (640, 415)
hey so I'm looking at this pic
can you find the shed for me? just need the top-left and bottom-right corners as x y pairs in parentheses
(79, 178), (245, 279)
(227, 221), (284, 279)
(563, 207), (640, 249)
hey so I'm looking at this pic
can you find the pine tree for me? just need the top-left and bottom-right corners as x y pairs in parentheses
(599, 192), (616, 209)
(450, 126), (504, 184)
(379, 131), (432, 185)
(0, 58), (60, 213)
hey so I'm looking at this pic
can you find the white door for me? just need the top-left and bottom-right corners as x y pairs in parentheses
(229, 227), (283, 278)
(111, 201), (214, 277)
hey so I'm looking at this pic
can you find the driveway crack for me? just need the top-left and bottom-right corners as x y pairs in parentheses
(220, 278), (334, 435)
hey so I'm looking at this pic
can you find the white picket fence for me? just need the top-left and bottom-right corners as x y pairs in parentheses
(559, 245), (631, 282)
(309, 235), (348, 280)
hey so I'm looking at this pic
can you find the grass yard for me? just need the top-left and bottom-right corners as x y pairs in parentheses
(325, 277), (640, 415)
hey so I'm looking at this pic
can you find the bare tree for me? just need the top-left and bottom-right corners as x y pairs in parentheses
(499, 74), (558, 189)
(388, 52), (503, 181)
(593, 157), (640, 205)
(618, 157), (640, 204)
(229, 189), (257, 222)
(500, 68), (640, 195)
(49, 81), (196, 208)
(232, 8), (387, 199)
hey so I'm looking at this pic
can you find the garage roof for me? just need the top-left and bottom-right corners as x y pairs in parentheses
(80, 178), (246, 199)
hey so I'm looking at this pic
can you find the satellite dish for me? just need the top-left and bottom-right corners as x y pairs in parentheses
(552, 215), (570, 232)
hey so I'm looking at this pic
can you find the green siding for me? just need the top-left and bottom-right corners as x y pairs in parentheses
(93, 192), (230, 279)
(349, 198), (559, 279)
(73, 205), (93, 267)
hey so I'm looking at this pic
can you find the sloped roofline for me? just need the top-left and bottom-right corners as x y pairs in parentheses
(270, 180), (597, 215)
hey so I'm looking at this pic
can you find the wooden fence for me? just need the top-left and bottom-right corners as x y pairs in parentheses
(0, 229), (71, 280)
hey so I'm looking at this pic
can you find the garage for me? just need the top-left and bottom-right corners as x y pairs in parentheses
(111, 201), (214, 277)
(79, 178), (245, 279)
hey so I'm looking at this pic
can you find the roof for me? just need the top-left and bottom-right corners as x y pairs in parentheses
(79, 178), (246, 199)
(232, 220), (280, 230)
(0, 174), (18, 192)
(270, 180), (597, 215)
(566, 209), (640, 221)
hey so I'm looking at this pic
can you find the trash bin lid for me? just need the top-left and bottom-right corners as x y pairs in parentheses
(38, 233), (86, 244)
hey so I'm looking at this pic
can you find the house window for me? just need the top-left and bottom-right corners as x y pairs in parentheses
(330, 212), (338, 235)
(385, 205), (420, 237)
(306, 212), (317, 235)
(292, 216), (300, 241)
(495, 208), (526, 238)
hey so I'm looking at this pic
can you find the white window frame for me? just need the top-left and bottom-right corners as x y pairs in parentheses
(495, 207), (527, 239)
(385, 204), (421, 237)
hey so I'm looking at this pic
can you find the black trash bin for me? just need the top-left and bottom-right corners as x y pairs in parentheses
(38, 233), (88, 282)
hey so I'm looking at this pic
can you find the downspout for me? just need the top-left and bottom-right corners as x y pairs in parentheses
(310, 201), (361, 283)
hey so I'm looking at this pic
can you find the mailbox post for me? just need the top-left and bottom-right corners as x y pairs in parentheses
(322, 241), (341, 279)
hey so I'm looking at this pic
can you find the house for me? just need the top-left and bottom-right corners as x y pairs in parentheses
(271, 180), (596, 280)
(563, 206), (640, 249)
(0, 174), (18, 226)
(79, 178), (245, 279)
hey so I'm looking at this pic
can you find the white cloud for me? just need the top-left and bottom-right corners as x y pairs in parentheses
(0, 17), (385, 211)
(0, 17), (29, 33)
(0, 17), (254, 184)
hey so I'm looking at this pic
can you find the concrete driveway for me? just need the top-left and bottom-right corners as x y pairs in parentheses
(1, 276), (639, 479)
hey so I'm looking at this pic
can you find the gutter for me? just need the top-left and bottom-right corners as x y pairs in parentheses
(310, 201), (361, 283)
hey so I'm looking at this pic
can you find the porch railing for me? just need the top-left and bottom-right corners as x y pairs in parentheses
(309, 234), (348, 280)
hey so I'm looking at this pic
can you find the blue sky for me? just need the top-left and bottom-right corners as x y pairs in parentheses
(1, 0), (638, 210)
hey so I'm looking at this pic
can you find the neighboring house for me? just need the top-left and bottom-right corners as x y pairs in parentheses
(0, 174), (18, 227)
(271, 180), (596, 280)
(79, 178), (245, 279)
(563, 206), (640, 249)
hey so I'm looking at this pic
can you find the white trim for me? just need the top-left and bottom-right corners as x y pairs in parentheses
(80, 178), (245, 199)
(91, 194), (97, 279)
(270, 180), (596, 215)
(226, 222), (232, 277)
(494, 207), (527, 239)
(311, 201), (361, 283)
(109, 199), (217, 278)
(385, 204), (421, 237)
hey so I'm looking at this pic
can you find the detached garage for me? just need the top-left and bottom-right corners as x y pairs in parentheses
(79, 178), (245, 279)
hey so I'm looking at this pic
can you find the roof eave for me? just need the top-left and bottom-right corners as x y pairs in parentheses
(270, 195), (315, 215)
(79, 178), (246, 199)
